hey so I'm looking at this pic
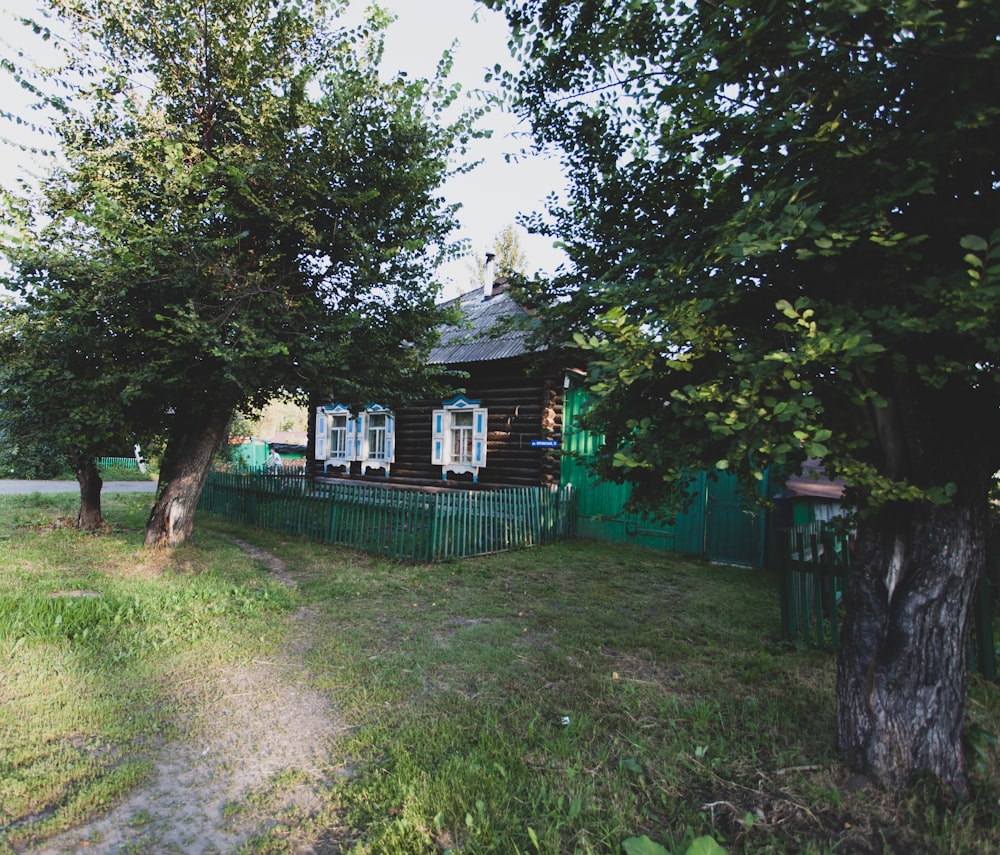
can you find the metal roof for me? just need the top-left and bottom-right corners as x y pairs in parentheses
(427, 286), (537, 365)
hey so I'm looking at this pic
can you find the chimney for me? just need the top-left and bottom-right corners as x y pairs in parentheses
(483, 251), (496, 299)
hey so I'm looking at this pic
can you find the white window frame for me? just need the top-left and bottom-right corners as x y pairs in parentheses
(451, 410), (475, 465)
(315, 404), (354, 473)
(431, 395), (488, 482)
(358, 404), (395, 476)
(329, 413), (350, 459)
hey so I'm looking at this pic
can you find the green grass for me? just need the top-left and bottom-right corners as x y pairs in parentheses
(0, 493), (295, 851)
(1, 494), (998, 854)
(96, 463), (158, 482)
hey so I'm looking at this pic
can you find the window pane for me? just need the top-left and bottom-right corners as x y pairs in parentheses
(451, 411), (473, 464)
(330, 416), (347, 457)
(369, 413), (387, 460)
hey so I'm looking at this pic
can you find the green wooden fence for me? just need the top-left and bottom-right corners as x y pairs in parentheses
(198, 470), (574, 562)
(777, 521), (998, 681)
(777, 522), (850, 650)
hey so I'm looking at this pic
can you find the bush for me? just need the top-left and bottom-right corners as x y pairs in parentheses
(0, 436), (74, 479)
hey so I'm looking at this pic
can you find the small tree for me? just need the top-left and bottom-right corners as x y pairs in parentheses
(3, 0), (479, 546)
(0, 292), (150, 528)
(485, 0), (1000, 796)
(466, 223), (530, 288)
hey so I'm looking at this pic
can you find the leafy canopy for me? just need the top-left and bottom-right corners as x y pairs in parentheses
(2, 0), (481, 436)
(484, 0), (1000, 513)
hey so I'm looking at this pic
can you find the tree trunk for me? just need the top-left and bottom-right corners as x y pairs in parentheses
(836, 497), (986, 798)
(74, 456), (103, 530)
(144, 403), (231, 548)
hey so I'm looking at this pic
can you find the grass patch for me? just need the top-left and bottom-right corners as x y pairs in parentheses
(1, 499), (998, 854)
(0, 495), (296, 850)
(97, 463), (158, 482)
(213, 525), (999, 855)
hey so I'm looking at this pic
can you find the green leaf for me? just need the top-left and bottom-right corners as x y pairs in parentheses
(960, 234), (989, 252)
(489, 0), (1000, 546)
(621, 757), (643, 773)
(685, 836), (728, 855)
(527, 827), (540, 852)
(964, 253), (984, 268)
(2, 0), (473, 547)
(622, 836), (670, 855)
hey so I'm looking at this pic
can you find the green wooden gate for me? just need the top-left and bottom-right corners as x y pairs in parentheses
(704, 472), (770, 567)
(560, 387), (768, 567)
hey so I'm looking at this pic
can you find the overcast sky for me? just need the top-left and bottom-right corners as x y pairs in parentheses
(369, 0), (568, 294)
(0, 0), (568, 298)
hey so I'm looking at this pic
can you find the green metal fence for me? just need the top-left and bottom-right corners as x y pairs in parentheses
(776, 521), (998, 681)
(96, 457), (139, 470)
(560, 386), (769, 566)
(198, 470), (574, 562)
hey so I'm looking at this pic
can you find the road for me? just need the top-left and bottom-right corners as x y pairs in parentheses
(0, 480), (158, 495)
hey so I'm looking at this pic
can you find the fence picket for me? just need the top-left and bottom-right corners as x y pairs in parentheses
(96, 457), (139, 470)
(776, 521), (996, 681)
(198, 471), (574, 563)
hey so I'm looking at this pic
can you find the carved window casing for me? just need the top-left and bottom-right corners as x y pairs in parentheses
(431, 395), (488, 482)
(315, 403), (394, 476)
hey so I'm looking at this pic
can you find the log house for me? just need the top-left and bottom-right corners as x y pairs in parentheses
(307, 277), (570, 489)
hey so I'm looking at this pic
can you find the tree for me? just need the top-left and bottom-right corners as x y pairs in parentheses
(483, 0), (1000, 796)
(0, 278), (158, 529)
(466, 223), (530, 287)
(3, 0), (478, 546)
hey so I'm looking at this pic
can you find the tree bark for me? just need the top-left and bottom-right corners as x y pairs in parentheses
(836, 497), (986, 798)
(74, 455), (103, 530)
(144, 403), (231, 548)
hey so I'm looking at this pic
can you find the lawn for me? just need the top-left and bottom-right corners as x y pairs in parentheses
(0, 492), (997, 853)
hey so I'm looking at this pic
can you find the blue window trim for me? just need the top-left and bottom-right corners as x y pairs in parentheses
(441, 394), (480, 410)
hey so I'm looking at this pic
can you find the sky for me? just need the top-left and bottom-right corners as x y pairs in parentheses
(0, 0), (569, 299)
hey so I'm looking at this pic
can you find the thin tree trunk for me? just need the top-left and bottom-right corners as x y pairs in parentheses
(836, 498), (985, 798)
(145, 404), (231, 548)
(75, 455), (103, 530)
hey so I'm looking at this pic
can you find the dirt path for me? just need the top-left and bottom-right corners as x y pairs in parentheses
(31, 540), (344, 855)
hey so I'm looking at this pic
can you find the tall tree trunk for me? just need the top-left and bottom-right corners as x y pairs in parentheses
(834, 370), (999, 798)
(74, 455), (103, 530)
(836, 497), (986, 798)
(145, 403), (231, 548)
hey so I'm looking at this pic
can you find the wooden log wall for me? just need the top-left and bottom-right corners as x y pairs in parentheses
(307, 357), (565, 489)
